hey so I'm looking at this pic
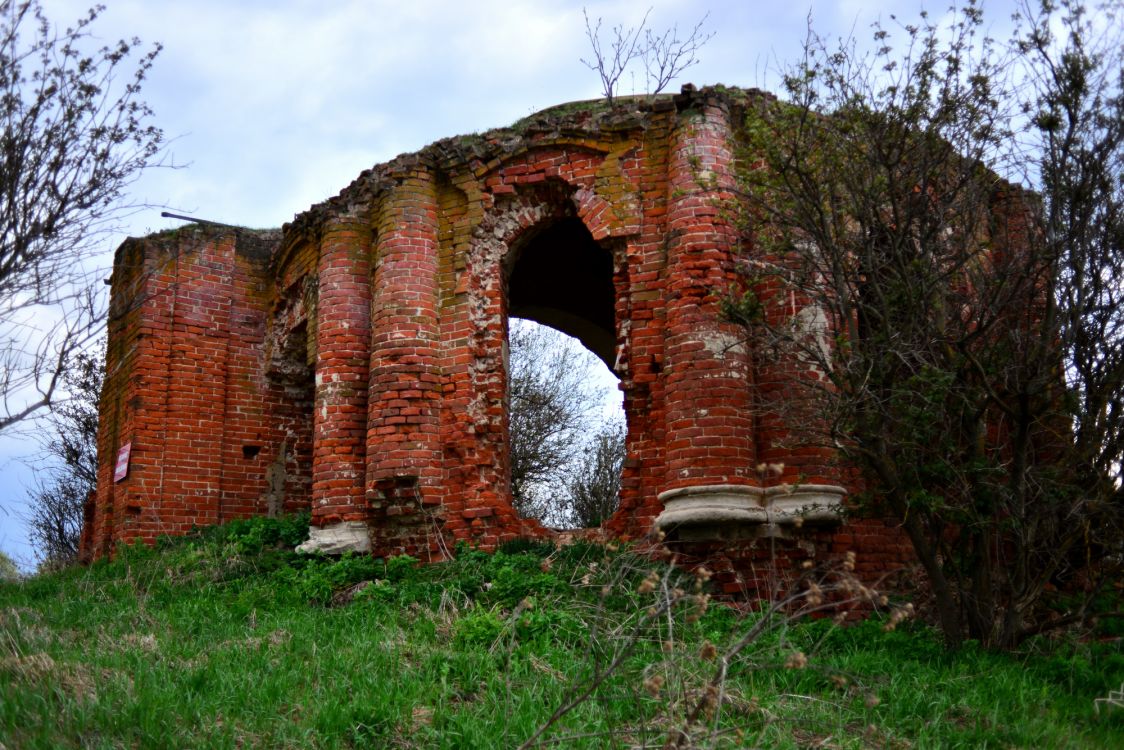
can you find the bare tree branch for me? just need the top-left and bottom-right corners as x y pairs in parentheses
(567, 422), (624, 527)
(642, 13), (714, 97)
(580, 6), (650, 105)
(25, 343), (101, 567)
(508, 319), (622, 527)
(0, 0), (164, 431)
(580, 6), (713, 104)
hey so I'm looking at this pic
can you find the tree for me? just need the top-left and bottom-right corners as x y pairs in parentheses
(580, 6), (713, 105)
(0, 550), (18, 581)
(507, 319), (601, 524)
(728, 0), (1123, 648)
(0, 1), (163, 431)
(567, 421), (625, 528)
(26, 346), (101, 566)
(507, 318), (626, 528)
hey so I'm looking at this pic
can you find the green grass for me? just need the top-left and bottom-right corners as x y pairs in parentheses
(1, 515), (1121, 748)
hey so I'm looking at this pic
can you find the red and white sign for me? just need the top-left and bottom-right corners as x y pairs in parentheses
(113, 442), (132, 483)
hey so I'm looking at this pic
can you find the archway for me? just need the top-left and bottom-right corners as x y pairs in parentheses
(504, 217), (625, 528)
(505, 216), (616, 368)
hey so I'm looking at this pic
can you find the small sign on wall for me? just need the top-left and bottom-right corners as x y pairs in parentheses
(113, 442), (132, 483)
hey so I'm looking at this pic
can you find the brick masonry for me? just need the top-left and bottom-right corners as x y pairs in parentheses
(84, 86), (917, 590)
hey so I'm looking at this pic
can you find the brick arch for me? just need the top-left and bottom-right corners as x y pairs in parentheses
(477, 179), (622, 354)
(475, 178), (582, 249)
(505, 215), (617, 368)
(459, 183), (629, 529)
(570, 187), (617, 243)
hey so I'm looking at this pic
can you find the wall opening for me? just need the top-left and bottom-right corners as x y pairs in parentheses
(264, 319), (315, 515)
(504, 216), (624, 529)
(506, 217), (616, 368)
(507, 319), (624, 528)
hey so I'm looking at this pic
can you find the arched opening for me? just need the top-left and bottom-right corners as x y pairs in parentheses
(505, 216), (616, 369)
(504, 217), (625, 528)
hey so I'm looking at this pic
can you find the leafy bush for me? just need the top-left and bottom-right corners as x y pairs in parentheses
(453, 607), (506, 648)
(498, 537), (556, 556)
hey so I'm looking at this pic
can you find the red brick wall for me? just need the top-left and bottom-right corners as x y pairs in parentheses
(366, 173), (446, 553)
(662, 98), (757, 494)
(311, 218), (372, 528)
(84, 226), (308, 557)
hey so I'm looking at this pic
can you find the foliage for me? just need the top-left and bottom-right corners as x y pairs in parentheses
(0, 514), (1120, 747)
(0, 0), (163, 430)
(25, 345), (102, 566)
(0, 551), (17, 581)
(508, 319), (595, 521)
(580, 6), (713, 105)
(567, 421), (625, 527)
(729, 0), (1124, 648)
(192, 511), (313, 554)
(508, 319), (623, 527)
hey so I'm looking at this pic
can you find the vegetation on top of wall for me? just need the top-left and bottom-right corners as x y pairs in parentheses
(505, 93), (681, 136)
(506, 97), (617, 134)
(2, 514), (1121, 748)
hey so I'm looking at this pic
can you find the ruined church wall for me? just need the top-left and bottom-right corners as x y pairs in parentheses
(83, 227), (310, 558)
(84, 87), (918, 593)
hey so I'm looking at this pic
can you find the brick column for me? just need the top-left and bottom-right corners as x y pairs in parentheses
(366, 170), (444, 556)
(298, 216), (372, 554)
(656, 99), (760, 534)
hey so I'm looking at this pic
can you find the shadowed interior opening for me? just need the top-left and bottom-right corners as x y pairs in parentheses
(506, 216), (615, 369)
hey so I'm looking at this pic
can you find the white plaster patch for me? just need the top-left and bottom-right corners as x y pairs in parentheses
(613, 318), (631, 374)
(793, 305), (831, 367)
(296, 521), (371, 554)
(700, 330), (746, 359)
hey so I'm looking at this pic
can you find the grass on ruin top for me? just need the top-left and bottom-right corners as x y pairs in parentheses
(1, 514), (1122, 749)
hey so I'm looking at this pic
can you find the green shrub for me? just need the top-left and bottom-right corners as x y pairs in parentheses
(454, 607), (506, 648)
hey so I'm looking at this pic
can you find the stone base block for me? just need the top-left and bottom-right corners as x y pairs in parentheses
(296, 521), (371, 555)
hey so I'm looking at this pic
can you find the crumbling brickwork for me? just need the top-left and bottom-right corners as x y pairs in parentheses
(89, 228), (312, 557)
(84, 86), (917, 587)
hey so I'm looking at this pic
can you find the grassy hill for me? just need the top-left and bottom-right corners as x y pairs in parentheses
(1, 514), (1121, 748)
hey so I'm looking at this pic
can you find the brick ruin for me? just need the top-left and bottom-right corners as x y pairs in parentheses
(81, 86), (916, 592)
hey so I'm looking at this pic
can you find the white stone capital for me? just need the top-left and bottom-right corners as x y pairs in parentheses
(654, 483), (845, 535)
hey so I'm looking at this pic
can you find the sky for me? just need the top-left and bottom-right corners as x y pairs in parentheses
(0, 0), (1033, 567)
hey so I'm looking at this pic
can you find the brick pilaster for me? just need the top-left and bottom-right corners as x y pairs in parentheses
(304, 217), (372, 549)
(662, 100), (757, 494)
(366, 170), (445, 556)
